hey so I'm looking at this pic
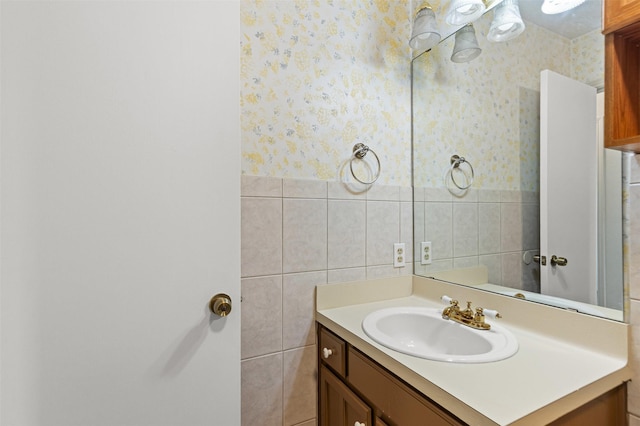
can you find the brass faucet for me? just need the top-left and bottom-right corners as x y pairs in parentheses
(441, 299), (501, 330)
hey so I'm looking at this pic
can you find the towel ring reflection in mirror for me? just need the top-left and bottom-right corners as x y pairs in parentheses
(350, 143), (381, 185)
(448, 154), (474, 190)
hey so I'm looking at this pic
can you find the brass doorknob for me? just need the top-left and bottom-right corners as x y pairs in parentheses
(209, 293), (232, 317)
(550, 255), (568, 266)
(533, 255), (547, 265)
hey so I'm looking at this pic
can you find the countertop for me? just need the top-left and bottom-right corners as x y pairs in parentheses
(316, 275), (630, 426)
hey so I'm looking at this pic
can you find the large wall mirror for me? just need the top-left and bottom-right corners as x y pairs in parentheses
(412, 0), (627, 321)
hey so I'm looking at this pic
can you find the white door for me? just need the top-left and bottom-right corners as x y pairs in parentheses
(1, 2), (240, 425)
(540, 70), (597, 303)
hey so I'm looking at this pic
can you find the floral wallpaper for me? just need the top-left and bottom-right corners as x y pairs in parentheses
(239, 0), (604, 191)
(412, 10), (604, 192)
(240, 0), (412, 186)
(571, 28), (605, 88)
(412, 13), (572, 191)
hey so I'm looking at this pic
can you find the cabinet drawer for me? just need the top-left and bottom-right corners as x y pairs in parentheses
(348, 347), (464, 426)
(319, 326), (346, 378)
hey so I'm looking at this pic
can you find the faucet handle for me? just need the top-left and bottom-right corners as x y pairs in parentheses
(441, 295), (460, 306)
(480, 308), (502, 319)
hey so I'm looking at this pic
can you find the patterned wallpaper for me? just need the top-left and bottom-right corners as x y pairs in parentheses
(412, 13), (604, 191)
(240, 0), (412, 186)
(239, 0), (604, 191)
(571, 28), (605, 87)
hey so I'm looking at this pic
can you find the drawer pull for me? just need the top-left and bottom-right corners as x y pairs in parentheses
(322, 347), (334, 359)
(354, 422), (366, 426)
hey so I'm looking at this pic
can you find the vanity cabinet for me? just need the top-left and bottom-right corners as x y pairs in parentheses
(318, 324), (627, 426)
(319, 364), (372, 426)
(548, 385), (627, 426)
(604, 0), (640, 152)
(318, 325), (463, 426)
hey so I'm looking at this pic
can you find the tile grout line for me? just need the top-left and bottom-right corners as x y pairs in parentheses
(280, 178), (285, 425)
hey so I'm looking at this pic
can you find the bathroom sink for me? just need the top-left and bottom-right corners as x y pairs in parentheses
(362, 307), (518, 363)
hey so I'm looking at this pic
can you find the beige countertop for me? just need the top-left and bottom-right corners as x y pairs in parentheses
(316, 275), (630, 426)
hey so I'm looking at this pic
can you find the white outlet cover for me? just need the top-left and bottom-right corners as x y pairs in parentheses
(393, 243), (405, 268)
(421, 241), (432, 265)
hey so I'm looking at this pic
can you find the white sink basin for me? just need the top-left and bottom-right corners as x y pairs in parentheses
(362, 307), (518, 363)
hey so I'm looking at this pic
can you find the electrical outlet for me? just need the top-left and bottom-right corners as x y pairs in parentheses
(393, 243), (405, 268)
(421, 241), (432, 265)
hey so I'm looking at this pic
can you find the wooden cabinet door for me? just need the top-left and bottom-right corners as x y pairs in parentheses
(604, 0), (640, 33)
(320, 364), (372, 426)
(375, 417), (389, 426)
(548, 385), (627, 426)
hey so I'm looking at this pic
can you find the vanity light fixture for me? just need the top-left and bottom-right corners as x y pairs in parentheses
(487, 0), (525, 42)
(451, 24), (482, 63)
(409, 3), (441, 52)
(541, 0), (586, 15)
(445, 0), (486, 26)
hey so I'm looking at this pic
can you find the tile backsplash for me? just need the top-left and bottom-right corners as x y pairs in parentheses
(240, 175), (412, 426)
(413, 187), (540, 292)
(627, 154), (640, 420)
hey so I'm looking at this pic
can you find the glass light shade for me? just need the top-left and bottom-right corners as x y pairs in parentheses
(446, 0), (486, 26)
(488, 0), (525, 42)
(451, 24), (482, 63)
(541, 0), (586, 14)
(409, 6), (442, 51)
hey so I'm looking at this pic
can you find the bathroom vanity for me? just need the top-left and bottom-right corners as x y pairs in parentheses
(316, 276), (630, 425)
(319, 326), (465, 426)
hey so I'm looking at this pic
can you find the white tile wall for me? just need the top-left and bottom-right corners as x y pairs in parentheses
(628, 154), (640, 418)
(283, 346), (317, 425)
(415, 187), (540, 292)
(240, 172), (640, 423)
(283, 271), (327, 350)
(453, 203), (479, 257)
(241, 198), (282, 277)
(241, 353), (283, 426)
(241, 276), (282, 359)
(366, 201), (400, 265)
(283, 198), (328, 273)
(328, 200), (366, 269)
(240, 175), (412, 426)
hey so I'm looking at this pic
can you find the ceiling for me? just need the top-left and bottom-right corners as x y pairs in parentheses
(517, 0), (601, 39)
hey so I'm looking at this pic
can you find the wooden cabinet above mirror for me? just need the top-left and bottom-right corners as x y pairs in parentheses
(604, 0), (640, 152)
(604, 0), (640, 33)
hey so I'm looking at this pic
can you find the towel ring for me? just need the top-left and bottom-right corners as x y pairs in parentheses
(350, 143), (381, 185)
(449, 155), (474, 190)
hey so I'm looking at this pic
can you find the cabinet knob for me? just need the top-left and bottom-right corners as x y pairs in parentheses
(322, 347), (334, 359)
(354, 422), (366, 426)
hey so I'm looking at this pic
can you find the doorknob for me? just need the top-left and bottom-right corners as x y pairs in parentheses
(533, 255), (547, 266)
(209, 293), (232, 317)
(550, 255), (568, 266)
